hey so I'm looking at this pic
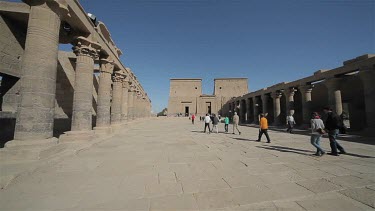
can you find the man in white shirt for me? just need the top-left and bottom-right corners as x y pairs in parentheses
(286, 113), (296, 134)
(204, 114), (211, 134)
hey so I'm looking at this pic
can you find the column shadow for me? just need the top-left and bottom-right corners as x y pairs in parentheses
(256, 145), (315, 156)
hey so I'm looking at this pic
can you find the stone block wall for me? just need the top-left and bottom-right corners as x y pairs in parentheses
(0, 15), (25, 78)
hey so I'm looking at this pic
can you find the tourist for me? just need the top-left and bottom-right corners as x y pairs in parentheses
(212, 114), (219, 133)
(232, 112), (241, 135)
(257, 113), (271, 143)
(224, 116), (229, 133)
(191, 114), (195, 124)
(286, 112), (296, 133)
(203, 113), (211, 134)
(323, 107), (346, 156)
(310, 112), (326, 156)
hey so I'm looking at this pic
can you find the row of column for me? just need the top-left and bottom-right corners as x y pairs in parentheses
(12, 1), (151, 142)
(228, 74), (374, 129)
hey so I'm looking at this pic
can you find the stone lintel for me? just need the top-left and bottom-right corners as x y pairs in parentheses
(0, 1), (30, 14)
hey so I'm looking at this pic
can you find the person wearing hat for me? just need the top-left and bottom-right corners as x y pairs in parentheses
(310, 112), (326, 156)
(232, 112), (241, 135)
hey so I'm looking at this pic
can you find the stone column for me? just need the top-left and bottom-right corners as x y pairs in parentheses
(111, 71), (124, 125)
(70, 37), (101, 132)
(121, 78), (130, 122)
(285, 88), (296, 115)
(135, 91), (141, 118)
(358, 69), (375, 130)
(13, 1), (68, 141)
(261, 94), (268, 114)
(127, 85), (135, 120)
(95, 58), (114, 129)
(252, 97), (259, 123)
(272, 91), (282, 125)
(324, 78), (343, 115)
(246, 98), (251, 123)
(299, 85), (313, 124)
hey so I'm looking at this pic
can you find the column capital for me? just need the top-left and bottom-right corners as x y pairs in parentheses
(112, 70), (125, 82)
(299, 85), (313, 93)
(99, 58), (114, 74)
(129, 85), (137, 92)
(284, 87), (297, 96)
(24, 0), (70, 17)
(72, 36), (101, 60)
(271, 91), (282, 99)
(122, 78), (130, 88)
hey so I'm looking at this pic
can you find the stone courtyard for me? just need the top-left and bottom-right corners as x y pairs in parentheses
(1, 117), (374, 210)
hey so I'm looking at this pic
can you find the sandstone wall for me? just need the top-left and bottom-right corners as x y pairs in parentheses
(0, 15), (25, 78)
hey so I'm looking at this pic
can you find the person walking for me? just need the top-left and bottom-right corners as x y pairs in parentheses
(286, 112), (296, 133)
(212, 114), (219, 133)
(323, 107), (346, 156)
(310, 112), (326, 156)
(257, 113), (271, 143)
(191, 114), (195, 124)
(203, 113), (211, 134)
(224, 116), (229, 133)
(232, 112), (241, 135)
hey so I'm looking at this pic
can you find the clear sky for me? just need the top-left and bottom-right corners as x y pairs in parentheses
(78, 0), (374, 113)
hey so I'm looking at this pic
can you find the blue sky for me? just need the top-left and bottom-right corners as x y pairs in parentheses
(78, 0), (374, 113)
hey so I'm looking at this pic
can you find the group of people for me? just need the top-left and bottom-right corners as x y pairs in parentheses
(200, 112), (241, 134)
(310, 107), (346, 156)
(191, 105), (347, 157)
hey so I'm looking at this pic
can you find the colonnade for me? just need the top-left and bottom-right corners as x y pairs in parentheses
(9, 1), (151, 145)
(228, 73), (374, 131)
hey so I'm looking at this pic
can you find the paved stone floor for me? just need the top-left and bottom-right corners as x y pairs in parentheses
(1, 117), (375, 210)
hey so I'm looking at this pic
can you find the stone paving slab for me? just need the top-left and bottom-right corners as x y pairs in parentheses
(0, 117), (375, 210)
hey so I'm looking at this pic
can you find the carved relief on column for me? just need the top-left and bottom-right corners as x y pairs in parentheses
(13, 0), (70, 141)
(285, 88), (296, 115)
(324, 78), (343, 115)
(71, 37), (101, 132)
(272, 91), (283, 125)
(135, 89), (142, 119)
(128, 83), (135, 120)
(121, 77), (130, 122)
(299, 85), (313, 124)
(96, 58), (114, 128)
(111, 70), (125, 125)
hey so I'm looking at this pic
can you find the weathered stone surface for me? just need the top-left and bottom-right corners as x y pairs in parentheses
(14, 3), (61, 140)
(71, 37), (101, 131)
(1, 118), (375, 210)
(326, 175), (375, 188)
(111, 70), (124, 125)
(150, 194), (199, 210)
(95, 58), (114, 128)
(296, 178), (343, 193)
(340, 187), (375, 208)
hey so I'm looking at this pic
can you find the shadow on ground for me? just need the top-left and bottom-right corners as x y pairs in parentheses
(240, 124), (375, 146)
(256, 145), (375, 158)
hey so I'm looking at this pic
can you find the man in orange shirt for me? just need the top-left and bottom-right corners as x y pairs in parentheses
(257, 113), (271, 143)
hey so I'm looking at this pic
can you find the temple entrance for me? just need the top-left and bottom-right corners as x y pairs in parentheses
(185, 106), (189, 116)
(206, 102), (211, 114)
